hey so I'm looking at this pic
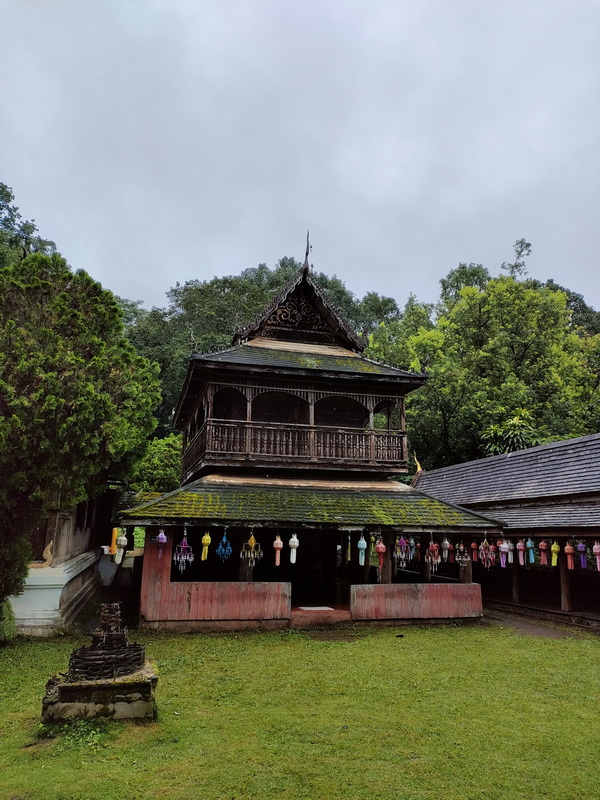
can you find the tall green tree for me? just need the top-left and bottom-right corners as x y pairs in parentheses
(366, 276), (600, 468)
(0, 250), (160, 604)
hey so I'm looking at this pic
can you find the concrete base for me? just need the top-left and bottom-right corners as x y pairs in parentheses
(9, 550), (100, 636)
(41, 661), (158, 722)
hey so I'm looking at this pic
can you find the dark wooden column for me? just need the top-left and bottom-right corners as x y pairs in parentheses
(511, 557), (520, 603)
(459, 553), (472, 584)
(558, 543), (572, 612)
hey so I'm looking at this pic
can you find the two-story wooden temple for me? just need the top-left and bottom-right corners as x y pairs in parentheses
(122, 263), (500, 629)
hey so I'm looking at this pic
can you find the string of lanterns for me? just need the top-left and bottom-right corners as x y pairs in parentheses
(160, 528), (600, 576)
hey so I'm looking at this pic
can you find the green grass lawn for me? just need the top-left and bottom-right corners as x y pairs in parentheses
(0, 622), (598, 800)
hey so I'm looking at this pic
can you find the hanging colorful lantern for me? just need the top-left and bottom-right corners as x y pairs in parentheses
(489, 540), (497, 567)
(358, 533), (368, 567)
(576, 541), (587, 569)
(426, 539), (441, 572)
(408, 537), (416, 561)
(370, 534), (376, 557)
(216, 529), (232, 562)
(201, 531), (211, 561)
(395, 535), (409, 570)
(564, 541), (575, 570)
(471, 541), (478, 562)
(289, 533), (299, 564)
(441, 537), (450, 562)
(375, 537), (386, 570)
(538, 540), (549, 566)
(347, 534), (352, 563)
(156, 528), (167, 560)
(456, 542), (470, 564)
(499, 539), (509, 568)
(516, 539), (526, 566)
(478, 538), (493, 569)
(551, 541), (560, 567)
(273, 535), (283, 566)
(448, 541), (455, 563)
(174, 532), (195, 573)
(109, 527), (118, 556)
(526, 537), (536, 565)
(506, 539), (514, 564)
(241, 531), (263, 568)
(113, 530), (128, 565)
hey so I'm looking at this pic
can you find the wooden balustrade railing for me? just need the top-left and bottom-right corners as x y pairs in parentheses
(182, 419), (407, 478)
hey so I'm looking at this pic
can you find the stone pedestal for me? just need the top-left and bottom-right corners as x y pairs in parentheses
(42, 661), (158, 722)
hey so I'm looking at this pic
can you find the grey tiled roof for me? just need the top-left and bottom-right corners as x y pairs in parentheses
(415, 434), (600, 505)
(192, 343), (425, 379)
(470, 502), (600, 531)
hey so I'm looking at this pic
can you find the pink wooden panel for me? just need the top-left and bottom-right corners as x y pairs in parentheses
(351, 583), (482, 620)
(140, 576), (291, 622)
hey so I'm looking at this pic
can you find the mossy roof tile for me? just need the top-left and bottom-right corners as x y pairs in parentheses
(121, 480), (499, 530)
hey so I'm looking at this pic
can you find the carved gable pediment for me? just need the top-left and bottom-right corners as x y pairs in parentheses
(233, 267), (364, 351)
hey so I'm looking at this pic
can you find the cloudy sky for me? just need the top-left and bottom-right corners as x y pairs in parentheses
(2, 0), (599, 311)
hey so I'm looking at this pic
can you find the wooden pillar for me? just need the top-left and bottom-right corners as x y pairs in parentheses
(420, 533), (431, 583)
(381, 532), (393, 584)
(511, 557), (520, 603)
(558, 545), (572, 612)
(459, 554), (472, 584)
(308, 394), (315, 459)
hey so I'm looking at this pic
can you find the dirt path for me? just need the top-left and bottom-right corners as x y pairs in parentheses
(483, 611), (579, 639)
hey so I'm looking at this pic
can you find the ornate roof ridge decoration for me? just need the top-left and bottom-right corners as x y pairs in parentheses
(232, 265), (364, 352)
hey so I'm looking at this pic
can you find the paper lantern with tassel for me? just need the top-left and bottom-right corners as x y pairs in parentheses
(273, 535), (283, 566)
(358, 533), (367, 567)
(593, 541), (600, 571)
(576, 541), (587, 569)
(564, 542), (575, 570)
(289, 533), (299, 564)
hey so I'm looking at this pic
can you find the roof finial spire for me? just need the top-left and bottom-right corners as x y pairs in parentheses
(302, 230), (311, 274)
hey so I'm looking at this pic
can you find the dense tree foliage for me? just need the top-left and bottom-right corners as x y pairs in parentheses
(128, 433), (183, 494)
(0, 184), (161, 603)
(366, 252), (600, 468)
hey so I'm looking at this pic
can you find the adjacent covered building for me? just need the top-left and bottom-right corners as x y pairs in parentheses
(123, 264), (500, 629)
(414, 434), (600, 615)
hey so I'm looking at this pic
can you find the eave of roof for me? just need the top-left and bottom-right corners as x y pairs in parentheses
(120, 474), (501, 531)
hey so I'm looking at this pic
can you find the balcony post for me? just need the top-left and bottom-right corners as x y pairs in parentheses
(308, 397), (315, 459)
(246, 395), (252, 452)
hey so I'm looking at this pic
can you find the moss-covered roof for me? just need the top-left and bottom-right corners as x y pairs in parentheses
(192, 343), (424, 378)
(121, 477), (500, 530)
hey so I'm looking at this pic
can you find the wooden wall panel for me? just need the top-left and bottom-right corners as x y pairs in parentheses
(140, 546), (292, 624)
(351, 583), (482, 620)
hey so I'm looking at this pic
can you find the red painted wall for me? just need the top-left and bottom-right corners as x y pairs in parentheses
(140, 535), (291, 622)
(350, 583), (482, 620)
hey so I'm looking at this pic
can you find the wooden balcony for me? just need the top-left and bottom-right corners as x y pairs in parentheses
(181, 419), (408, 482)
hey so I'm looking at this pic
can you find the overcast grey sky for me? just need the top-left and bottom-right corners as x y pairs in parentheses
(2, 0), (599, 311)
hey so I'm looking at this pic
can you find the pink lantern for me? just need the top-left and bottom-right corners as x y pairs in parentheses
(593, 541), (600, 571)
(375, 538), (386, 570)
(273, 535), (283, 566)
(564, 542), (575, 570)
(538, 540), (549, 566)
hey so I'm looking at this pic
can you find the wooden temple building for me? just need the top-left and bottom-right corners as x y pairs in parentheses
(122, 263), (500, 629)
